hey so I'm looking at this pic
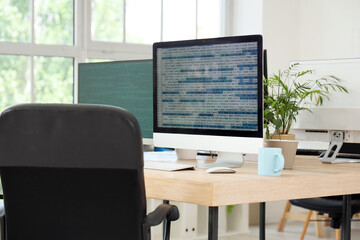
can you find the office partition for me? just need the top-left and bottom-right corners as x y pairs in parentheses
(78, 60), (153, 141)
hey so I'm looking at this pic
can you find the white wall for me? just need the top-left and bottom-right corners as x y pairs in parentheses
(262, 1), (301, 222)
(262, 0), (300, 74)
(298, 0), (360, 60)
(263, 0), (360, 73)
(260, 0), (360, 224)
(229, 0), (263, 36)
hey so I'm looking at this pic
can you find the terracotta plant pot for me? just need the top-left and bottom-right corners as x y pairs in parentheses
(265, 138), (298, 169)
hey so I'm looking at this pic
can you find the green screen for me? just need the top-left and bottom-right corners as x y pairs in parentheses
(78, 60), (153, 139)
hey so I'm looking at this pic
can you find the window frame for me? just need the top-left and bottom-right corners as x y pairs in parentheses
(0, 0), (229, 104)
(0, 0), (78, 103)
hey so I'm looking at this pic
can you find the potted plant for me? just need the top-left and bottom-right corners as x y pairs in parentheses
(264, 63), (348, 168)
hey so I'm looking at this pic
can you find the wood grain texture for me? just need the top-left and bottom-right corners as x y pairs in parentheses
(144, 154), (360, 206)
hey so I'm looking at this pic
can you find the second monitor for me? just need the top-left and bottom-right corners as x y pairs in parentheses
(153, 35), (264, 166)
(78, 59), (153, 145)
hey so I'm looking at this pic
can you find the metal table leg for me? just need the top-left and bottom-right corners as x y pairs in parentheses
(208, 206), (219, 240)
(341, 195), (351, 240)
(260, 202), (266, 240)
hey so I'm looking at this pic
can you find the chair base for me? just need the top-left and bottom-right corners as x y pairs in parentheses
(278, 200), (329, 239)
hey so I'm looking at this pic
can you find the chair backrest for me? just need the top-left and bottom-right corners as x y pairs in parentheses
(0, 104), (146, 240)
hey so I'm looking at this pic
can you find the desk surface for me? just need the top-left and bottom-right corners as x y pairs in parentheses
(144, 154), (360, 206)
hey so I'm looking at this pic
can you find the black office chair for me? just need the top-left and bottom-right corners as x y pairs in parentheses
(290, 195), (360, 238)
(0, 103), (179, 240)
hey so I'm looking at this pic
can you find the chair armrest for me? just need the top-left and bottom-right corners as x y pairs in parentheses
(143, 203), (179, 227)
(0, 201), (4, 218)
(0, 201), (5, 240)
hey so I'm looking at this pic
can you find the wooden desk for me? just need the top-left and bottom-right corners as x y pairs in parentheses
(144, 153), (360, 240)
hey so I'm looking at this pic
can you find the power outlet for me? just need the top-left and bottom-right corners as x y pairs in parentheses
(330, 131), (344, 142)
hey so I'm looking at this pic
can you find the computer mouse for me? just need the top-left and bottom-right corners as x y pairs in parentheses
(206, 167), (236, 174)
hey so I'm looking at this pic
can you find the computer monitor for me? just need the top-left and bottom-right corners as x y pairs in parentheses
(153, 35), (264, 167)
(78, 60), (153, 145)
(290, 58), (360, 163)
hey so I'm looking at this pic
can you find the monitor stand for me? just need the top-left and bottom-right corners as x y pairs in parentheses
(175, 148), (198, 160)
(198, 151), (244, 168)
(320, 141), (360, 164)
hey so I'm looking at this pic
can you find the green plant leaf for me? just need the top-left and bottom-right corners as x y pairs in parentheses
(263, 63), (348, 134)
(227, 205), (234, 214)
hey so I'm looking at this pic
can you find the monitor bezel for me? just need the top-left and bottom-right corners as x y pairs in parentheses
(153, 35), (263, 138)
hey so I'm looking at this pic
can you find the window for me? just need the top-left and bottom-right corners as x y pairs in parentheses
(0, 55), (30, 108)
(33, 57), (73, 103)
(162, 0), (197, 41)
(125, 0), (161, 44)
(90, 0), (220, 44)
(0, 0), (223, 110)
(0, 0), (75, 110)
(91, 0), (124, 42)
(34, 0), (73, 45)
(197, 0), (221, 38)
(1, 0), (31, 43)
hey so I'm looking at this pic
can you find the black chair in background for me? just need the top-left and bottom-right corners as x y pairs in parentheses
(0, 104), (179, 240)
(290, 195), (360, 240)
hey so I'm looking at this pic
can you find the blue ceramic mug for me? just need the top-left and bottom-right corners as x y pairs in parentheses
(258, 148), (285, 176)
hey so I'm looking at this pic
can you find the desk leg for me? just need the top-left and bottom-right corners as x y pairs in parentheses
(208, 206), (218, 240)
(163, 200), (170, 240)
(341, 195), (351, 240)
(260, 202), (266, 240)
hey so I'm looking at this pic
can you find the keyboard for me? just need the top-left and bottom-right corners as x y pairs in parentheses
(296, 149), (324, 156)
(336, 153), (360, 159)
(144, 161), (196, 171)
